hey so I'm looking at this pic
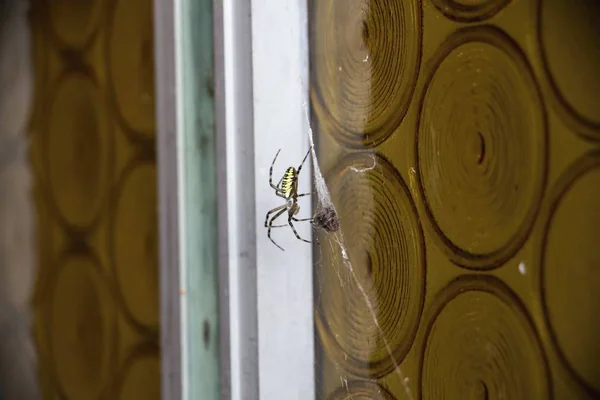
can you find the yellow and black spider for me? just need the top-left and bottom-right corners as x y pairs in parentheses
(264, 147), (315, 251)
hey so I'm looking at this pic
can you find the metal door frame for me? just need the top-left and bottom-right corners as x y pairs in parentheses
(154, 0), (315, 399)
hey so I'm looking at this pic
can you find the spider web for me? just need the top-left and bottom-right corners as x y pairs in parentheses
(291, 3), (414, 398)
(301, 100), (413, 400)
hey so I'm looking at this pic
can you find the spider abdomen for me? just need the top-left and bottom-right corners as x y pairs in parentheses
(281, 167), (297, 198)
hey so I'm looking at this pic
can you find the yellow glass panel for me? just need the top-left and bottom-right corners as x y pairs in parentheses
(29, 0), (160, 398)
(310, 1), (600, 399)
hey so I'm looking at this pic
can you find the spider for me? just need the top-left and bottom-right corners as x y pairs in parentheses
(264, 147), (315, 251)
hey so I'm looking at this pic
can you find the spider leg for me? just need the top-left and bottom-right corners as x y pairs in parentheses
(269, 149), (282, 190)
(290, 210), (320, 244)
(288, 215), (312, 244)
(292, 216), (313, 222)
(264, 204), (286, 227)
(269, 213), (290, 227)
(267, 208), (288, 251)
(297, 193), (311, 198)
(296, 146), (313, 177)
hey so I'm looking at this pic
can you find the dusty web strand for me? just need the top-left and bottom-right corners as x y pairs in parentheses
(301, 101), (413, 400)
(291, 1), (412, 396)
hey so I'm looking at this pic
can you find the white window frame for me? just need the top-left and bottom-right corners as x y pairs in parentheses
(155, 0), (315, 398)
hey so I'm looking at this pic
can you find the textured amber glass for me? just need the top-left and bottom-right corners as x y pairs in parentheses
(28, 0), (160, 398)
(310, 0), (600, 398)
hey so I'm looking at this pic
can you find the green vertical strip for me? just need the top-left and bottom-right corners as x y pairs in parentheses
(179, 0), (220, 398)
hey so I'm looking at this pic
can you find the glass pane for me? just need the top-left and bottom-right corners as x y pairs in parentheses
(27, 0), (161, 398)
(309, 1), (600, 399)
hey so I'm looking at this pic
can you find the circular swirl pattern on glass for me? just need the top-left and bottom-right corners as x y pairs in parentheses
(327, 380), (395, 400)
(45, 72), (109, 230)
(48, 252), (116, 400)
(430, 0), (509, 22)
(539, 152), (600, 396)
(420, 276), (550, 399)
(416, 26), (546, 269)
(108, 0), (156, 135)
(315, 152), (425, 378)
(114, 347), (160, 399)
(311, 0), (421, 148)
(49, 0), (100, 49)
(111, 161), (159, 332)
(538, 1), (600, 139)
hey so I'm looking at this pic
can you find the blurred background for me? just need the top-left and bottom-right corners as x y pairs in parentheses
(0, 0), (158, 398)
